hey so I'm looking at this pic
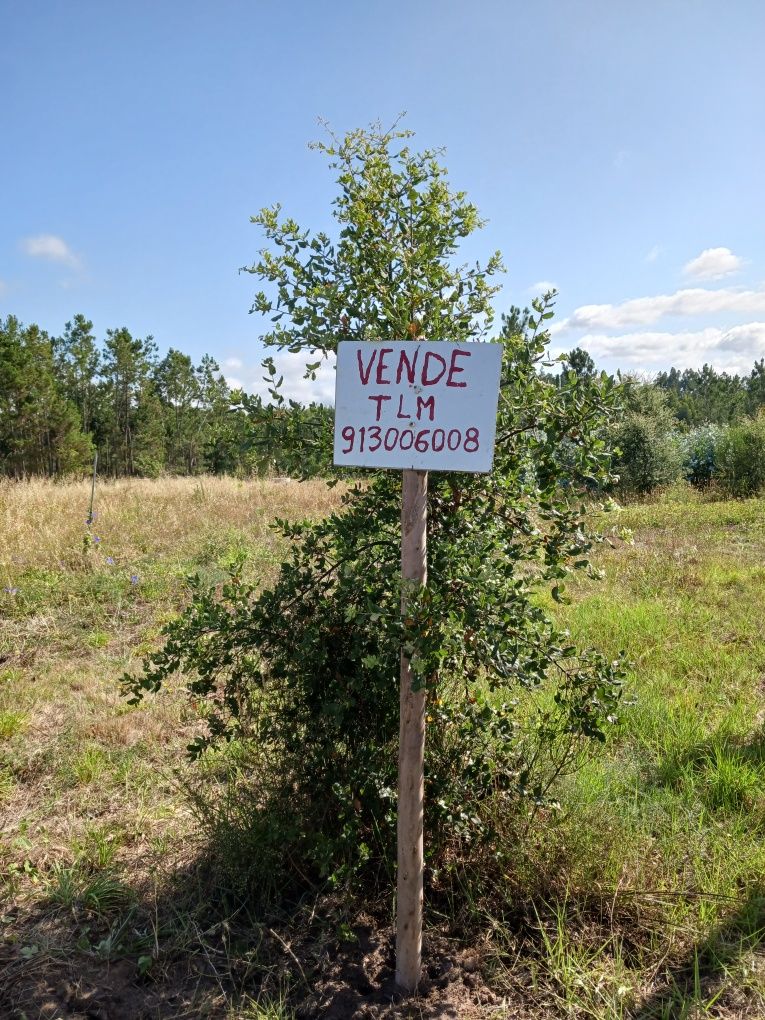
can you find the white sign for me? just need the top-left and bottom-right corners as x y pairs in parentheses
(333, 341), (502, 472)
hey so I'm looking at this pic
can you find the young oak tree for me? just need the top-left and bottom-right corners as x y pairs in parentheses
(124, 123), (625, 896)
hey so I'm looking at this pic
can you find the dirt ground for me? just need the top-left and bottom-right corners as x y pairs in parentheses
(1, 907), (524, 1019)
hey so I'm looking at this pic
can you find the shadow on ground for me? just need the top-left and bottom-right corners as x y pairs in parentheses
(628, 891), (765, 1019)
(5, 715), (765, 1020)
(0, 851), (502, 1019)
(623, 722), (765, 1018)
(4, 855), (765, 1019)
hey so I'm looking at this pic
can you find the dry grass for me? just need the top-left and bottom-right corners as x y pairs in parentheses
(0, 474), (339, 576)
(0, 475), (346, 1016)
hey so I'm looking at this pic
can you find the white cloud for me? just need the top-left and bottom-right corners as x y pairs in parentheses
(554, 321), (765, 375)
(645, 245), (661, 263)
(529, 280), (558, 295)
(565, 327), (720, 361)
(683, 246), (743, 281)
(222, 351), (336, 405)
(552, 284), (765, 335)
(718, 321), (765, 355)
(262, 352), (336, 405)
(21, 233), (81, 269)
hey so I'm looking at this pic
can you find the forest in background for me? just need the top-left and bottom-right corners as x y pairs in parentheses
(3, 309), (765, 496)
(0, 312), (331, 479)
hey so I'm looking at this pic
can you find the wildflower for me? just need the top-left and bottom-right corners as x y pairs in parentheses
(3, 586), (18, 595)
(93, 536), (101, 544)
(106, 557), (115, 566)
(130, 574), (139, 585)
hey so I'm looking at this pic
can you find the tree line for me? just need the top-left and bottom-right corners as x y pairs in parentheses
(0, 313), (331, 479)
(508, 300), (765, 498)
(555, 346), (765, 498)
(3, 308), (765, 492)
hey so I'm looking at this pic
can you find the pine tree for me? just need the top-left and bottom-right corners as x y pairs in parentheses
(101, 327), (158, 474)
(0, 315), (92, 477)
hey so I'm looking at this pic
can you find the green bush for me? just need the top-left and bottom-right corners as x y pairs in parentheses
(612, 413), (682, 496)
(124, 125), (625, 900)
(126, 352), (625, 897)
(716, 414), (765, 497)
(610, 380), (683, 496)
(680, 423), (724, 487)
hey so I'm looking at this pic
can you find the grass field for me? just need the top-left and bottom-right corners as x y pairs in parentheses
(1, 477), (765, 1018)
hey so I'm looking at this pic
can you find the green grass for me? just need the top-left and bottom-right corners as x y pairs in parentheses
(495, 491), (765, 1016)
(0, 709), (26, 739)
(2, 477), (765, 1017)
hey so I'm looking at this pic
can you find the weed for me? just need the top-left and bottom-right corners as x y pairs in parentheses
(65, 746), (111, 786)
(234, 993), (296, 1019)
(533, 898), (636, 1017)
(0, 709), (27, 739)
(85, 630), (110, 649)
(47, 863), (134, 916)
(700, 745), (764, 812)
(70, 825), (122, 870)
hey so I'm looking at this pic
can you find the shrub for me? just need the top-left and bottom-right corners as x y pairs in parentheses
(610, 380), (683, 496)
(680, 423), (724, 487)
(124, 125), (626, 899)
(716, 414), (765, 497)
(612, 413), (683, 496)
(125, 344), (625, 896)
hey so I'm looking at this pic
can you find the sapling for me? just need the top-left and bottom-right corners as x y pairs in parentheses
(124, 122), (625, 907)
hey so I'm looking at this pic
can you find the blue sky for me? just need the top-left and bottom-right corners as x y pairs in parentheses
(2, 1), (764, 402)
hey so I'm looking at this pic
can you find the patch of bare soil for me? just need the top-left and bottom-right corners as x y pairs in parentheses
(7, 899), (763, 1019)
(0, 957), (211, 1020)
(0, 907), (525, 1020)
(298, 923), (515, 1019)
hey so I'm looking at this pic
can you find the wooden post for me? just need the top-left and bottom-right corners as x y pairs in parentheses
(396, 468), (428, 992)
(88, 450), (98, 524)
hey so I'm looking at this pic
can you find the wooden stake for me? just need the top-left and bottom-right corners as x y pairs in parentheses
(88, 450), (98, 525)
(396, 468), (428, 992)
